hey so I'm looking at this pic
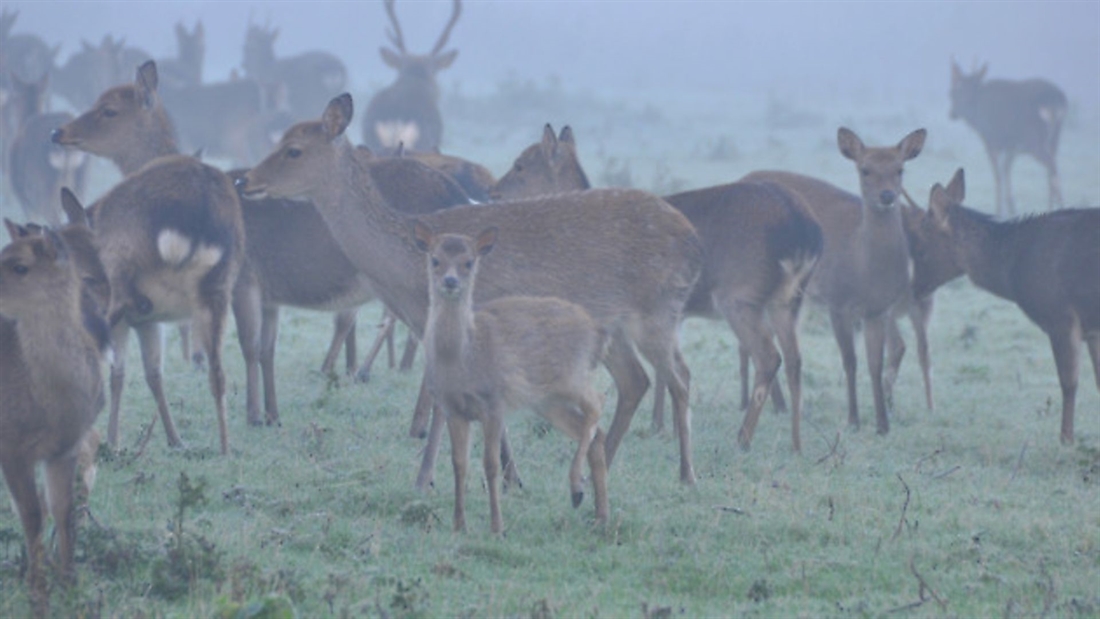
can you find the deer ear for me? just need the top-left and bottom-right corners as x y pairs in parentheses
(976, 63), (988, 81)
(135, 60), (159, 109)
(945, 168), (965, 204)
(541, 123), (557, 149)
(475, 227), (497, 256)
(321, 93), (353, 139)
(41, 228), (69, 264)
(379, 47), (402, 68)
(4, 218), (25, 241)
(412, 220), (433, 253)
(837, 127), (864, 161)
(898, 128), (926, 161)
(928, 184), (951, 226)
(194, 21), (204, 37)
(434, 49), (458, 71)
(60, 188), (89, 227)
(558, 126), (575, 145)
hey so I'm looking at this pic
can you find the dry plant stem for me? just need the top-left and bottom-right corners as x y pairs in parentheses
(892, 473), (911, 541)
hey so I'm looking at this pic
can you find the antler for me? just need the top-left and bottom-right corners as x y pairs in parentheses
(383, 0), (406, 53)
(429, 0), (462, 56)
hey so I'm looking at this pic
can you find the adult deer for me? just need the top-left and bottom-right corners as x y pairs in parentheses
(239, 94), (704, 485)
(362, 0), (462, 153)
(158, 21), (204, 90)
(493, 124), (823, 452)
(242, 21), (347, 122)
(743, 127), (926, 436)
(0, 222), (107, 618)
(949, 61), (1066, 217)
(929, 168), (1099, 445)
(415, 223), (609, 533)
(53, 62), (245, 454)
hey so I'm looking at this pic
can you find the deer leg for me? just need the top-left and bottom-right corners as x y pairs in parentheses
(651, 374), (668, 433)
(1086, 332), (1100, 391)
(883, 311), (906, 408)
(828, 308), (860, 430)
(540, 399), (598, 509)
(344, 314), (358, 375)
(909, 294), (936, 411)
(738, 345), (751, 411)
(1, 457), (49, 617)
(321, 309), (356, 376)
(500, 424), (523, 491)
(864, 313), (891, 436)
(356, 309), (396, 384)
(1046, 158), (1064, 210)
(107, 321), (131, 450)
(588, 428), (610, 525)
(1003, 152), (1018, 217)
(43, 452), (79, 585)
(637, 324), (694, 484)
(726, 300), (781, 453)
(415, 400), (445, 491)
(231, 280), (263, 426)
(482, 412), (504, 534)
(602, 330), (651, 469)
(398, 332), (419, 371)
(985, 146), (1007, 218)
(770, 300), (805, 454)
(447, 412), (470, 533)
(1048, 325), (1080, 445)
(178, 321), (191, 366)
(259, 304), (280, 425)
(193, 302), (231, 455)
(135, 322), (183, 448)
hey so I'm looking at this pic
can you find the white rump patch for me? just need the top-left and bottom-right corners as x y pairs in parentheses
(1039, 105), (1064, 126)
(375, 121), (420, 150)
(157, 229), (193, 266)
(192, 243), (224, 269)
(48, 149), (86, 171)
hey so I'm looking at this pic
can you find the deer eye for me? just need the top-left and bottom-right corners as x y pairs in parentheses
(102, 108), (118, 118)
(12, 264), (28, 275)
(431, 257), (440, 268)
(465, 260), (474, 270)
(286, 147), (302, 159)
(860, 168), (871, 178)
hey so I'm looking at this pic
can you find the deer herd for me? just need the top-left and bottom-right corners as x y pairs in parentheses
(0, 4), (1097, 615)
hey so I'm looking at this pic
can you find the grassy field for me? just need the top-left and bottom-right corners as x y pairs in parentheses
(1, 82), (1098, 617)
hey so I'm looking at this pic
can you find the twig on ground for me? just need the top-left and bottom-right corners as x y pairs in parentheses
(932, 465), (961, 480)
(892, 473), (911, 541)
(713, 506), (748, 516)
(815, 431), (841, 465)
(1009, 440), (1029, 483)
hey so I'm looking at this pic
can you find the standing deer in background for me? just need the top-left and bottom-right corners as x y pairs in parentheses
(0, 224), (107, 618)
(950, 61), (1066, 217)
(239, 94), (703, 486)
(53, 62), (245, 454)
(158, 21), (204, 90)
(242, 21), (347, 122)
(929, 168), (1099, 445)
(744, 127), (926, 436)
(8, 73), (88, 226)
(414, 223), (609, 533)
(363, 0), (462, 153)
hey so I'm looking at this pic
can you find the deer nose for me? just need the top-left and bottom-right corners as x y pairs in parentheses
(879, 190), (897, 206)
(233, 176), (248, 189)
(442, 275), (459, 291)
(50, 128), (64, 144)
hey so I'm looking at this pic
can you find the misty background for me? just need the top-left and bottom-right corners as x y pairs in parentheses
(8, 1), (1098, 107)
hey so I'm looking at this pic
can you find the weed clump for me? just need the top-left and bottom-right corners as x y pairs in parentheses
(149, 472), (224, 600)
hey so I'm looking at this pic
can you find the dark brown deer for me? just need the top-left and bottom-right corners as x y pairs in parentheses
(239, 94), (704, 485)
(242, 21), (347, 122)
(53, 62), (245, 454)
(488, 124), (823, 451)
(8, 73), (89, 226)
(929, 168), (1099, 444)
(0, 9), (57, 86)
(362, 0), (462, 153)
(414, 223), (609, 533)
(53, 36), (129, 111)
(949, 61), (1066, 217)
(742, 127), (926, 436)
(0, 223), (106, 618)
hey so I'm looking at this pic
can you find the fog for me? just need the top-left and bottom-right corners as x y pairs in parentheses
(7, 0), (1100, 110)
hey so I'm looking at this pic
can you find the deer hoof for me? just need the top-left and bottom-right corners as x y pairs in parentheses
(572, 490), (584, 508)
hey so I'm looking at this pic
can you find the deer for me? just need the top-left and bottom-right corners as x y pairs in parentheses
(0, 221), (107, 618)
(226, 154), (471, 426)
(157, 21), (204, 90)
(362, 0), (462, 154)
(7, 73), (89, 226)
(0, 9), (57, 87)
(741, 127), (926, 436)
(238, 94), (704, 486)
(53, 36), (130, 112)
(241, 20), (347, 122)
(929, 168), (1099, 445)
(53, 61), (245, 454)
(949, 61), (1067, 217)
(489, 123), (824, 452)
(414, 223), (610, 533)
